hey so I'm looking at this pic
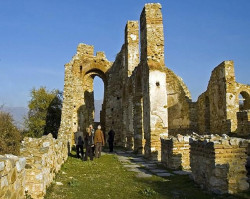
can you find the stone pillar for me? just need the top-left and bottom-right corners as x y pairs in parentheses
(190, 135), (249, 194)
(133, 95), (144, 154)
(126, 94), (134, 150)
(140, 3), (165, 68)
(140, 3), (168, 160)
(125, 21), (139, 77)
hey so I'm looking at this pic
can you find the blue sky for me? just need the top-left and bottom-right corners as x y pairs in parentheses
(0, 0), (249, 107)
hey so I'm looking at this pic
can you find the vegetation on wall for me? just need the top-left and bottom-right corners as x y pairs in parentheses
(0, 110), (21, 155)
(24, 87), (62, 138)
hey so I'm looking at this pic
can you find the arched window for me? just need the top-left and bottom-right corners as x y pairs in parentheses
(239, 91), (250, 111)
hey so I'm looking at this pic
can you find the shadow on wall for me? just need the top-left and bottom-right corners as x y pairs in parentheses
(44, 92), (63, 138)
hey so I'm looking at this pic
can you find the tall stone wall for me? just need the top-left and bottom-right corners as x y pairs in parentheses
(0, 134), (68, 199)
(190, 135), (249, 194)
(164, 67), (196, 135)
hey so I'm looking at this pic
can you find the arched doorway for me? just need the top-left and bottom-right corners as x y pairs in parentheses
(93, 76), (104, 123)
(77, 69), (107, 135)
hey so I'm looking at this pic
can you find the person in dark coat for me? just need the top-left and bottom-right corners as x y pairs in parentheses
(74, 130), (84, 159)
(108, 129), (115, 152)
(89, 124), (95, 155)
(84, 127), (94, 161)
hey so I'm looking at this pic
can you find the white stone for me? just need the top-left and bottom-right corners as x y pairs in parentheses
(1, 176), (8, 188)
(16, 157), (26, 172)
(5, 154), (18, 161)
(43, 141), (50, 148)
(0, 161), (4, 171)
(56, 181), (63, 186)
(130, 34), (137, 41)
(36, 173), (43, 181)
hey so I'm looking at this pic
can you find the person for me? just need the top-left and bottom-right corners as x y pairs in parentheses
(84, 126), (94, 161)
(108, 129), (115, 152)
(94, 125), (105, 158)
(89, 124), (95, 155)
(74, 129), (84, 159)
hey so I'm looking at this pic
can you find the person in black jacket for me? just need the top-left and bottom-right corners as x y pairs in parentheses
(108, 129), (115, 152)
(84, 127), (94, 161)
(74, 130), (84, 159)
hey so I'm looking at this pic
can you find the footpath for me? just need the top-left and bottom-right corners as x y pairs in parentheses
(115, 150), (190, 178)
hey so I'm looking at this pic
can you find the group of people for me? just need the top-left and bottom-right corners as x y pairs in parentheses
(74, 124), (115, 161)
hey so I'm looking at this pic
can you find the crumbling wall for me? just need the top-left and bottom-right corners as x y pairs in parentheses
(161, 134), (190, 170)
(58, 44), (112, 146)
(0, 134), (68, 199)
(197, 61), (250, 135)
(190, 135), (249, 194)
(164, 68), (196, 135)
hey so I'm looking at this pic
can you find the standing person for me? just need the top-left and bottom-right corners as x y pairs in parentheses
(84, 127), (94, 161)
(74, 129), (84, 159)
(89, 124), (95, 156)
(108, 129), (115, 152)
(94, 125), (105, 158)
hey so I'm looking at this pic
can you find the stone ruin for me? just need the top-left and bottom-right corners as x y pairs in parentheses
(59, 3), (250, 159)
(0, 3), (250, 198)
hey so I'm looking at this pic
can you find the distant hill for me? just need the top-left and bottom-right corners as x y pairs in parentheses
(94, 100), (103, 122)
(1, 106), (28, 130)
(1, 100), (103, 129)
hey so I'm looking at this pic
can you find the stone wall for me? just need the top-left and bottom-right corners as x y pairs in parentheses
(0, 134), (68, 199)
(164, 67), (196, 135)
(161, 134), (190, 170)
(197, 61), (250, 135)
(190, 135), (249, 194)
(0, 155), (26, 199)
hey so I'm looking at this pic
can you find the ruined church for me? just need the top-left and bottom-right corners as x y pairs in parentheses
(2, 3), (250, 199)
(58, 3), (250, 160)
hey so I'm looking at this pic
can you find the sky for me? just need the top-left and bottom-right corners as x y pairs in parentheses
(0, 0), (249, 107)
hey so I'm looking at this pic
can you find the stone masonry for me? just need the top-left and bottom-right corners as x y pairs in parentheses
(190, 135), (249, 194)
(161, 134), (190, 170)
(0, 134), (68, 199)
(59, 3), (249, 163)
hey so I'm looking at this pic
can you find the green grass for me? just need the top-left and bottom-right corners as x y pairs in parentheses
(44, 150), (250, 199)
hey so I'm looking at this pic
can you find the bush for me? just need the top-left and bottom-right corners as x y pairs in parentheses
(0, 111), (21, 155)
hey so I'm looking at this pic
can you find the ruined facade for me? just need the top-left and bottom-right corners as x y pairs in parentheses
(59, 3), (250, 161)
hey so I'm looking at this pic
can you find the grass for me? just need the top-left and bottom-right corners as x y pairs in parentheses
(44, 149), (250, 199)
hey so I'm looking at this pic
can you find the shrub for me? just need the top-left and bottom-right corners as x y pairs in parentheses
(0, 111), (21, 155)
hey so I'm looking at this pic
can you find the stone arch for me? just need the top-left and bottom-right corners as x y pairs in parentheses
(78, 68), (107, 134)
(238, 91), (250, 111)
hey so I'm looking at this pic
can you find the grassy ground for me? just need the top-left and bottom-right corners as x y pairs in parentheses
(45, 150), (250, 199)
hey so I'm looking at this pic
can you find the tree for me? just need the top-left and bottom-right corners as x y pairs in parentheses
(0, 110), (21, 155)
(24, 87), (62, 138)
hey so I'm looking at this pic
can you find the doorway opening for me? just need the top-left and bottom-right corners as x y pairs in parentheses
(93, 76), (104, 122)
